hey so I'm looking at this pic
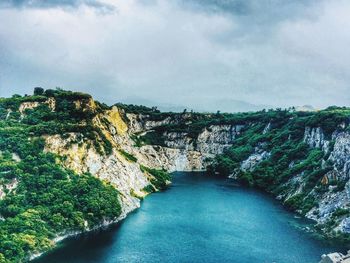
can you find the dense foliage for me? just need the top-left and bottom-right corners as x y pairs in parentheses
(207, 107), (350, 216)
(0, 88), (349, 261)
(0, 88), (113, 156)
(125, 106), (350, 216)
(133, 107), (350, 145)
(0, 89), (122, 262)
(140, 165), (171, 190)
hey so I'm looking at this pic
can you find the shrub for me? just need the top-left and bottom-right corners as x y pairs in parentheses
(140, 165), (170, 190)
(142, 184), (155, 194)
(33, 87), (44, 96)
(332, 208), (349, 217)
(119, 150), (137, 163)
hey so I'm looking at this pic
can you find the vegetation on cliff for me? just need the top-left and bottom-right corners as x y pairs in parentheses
(0, 88), (349, 261)
(0, 89), (122, 262)
(206, 107), (350, 241)
(140, 165), (171, 190)
(120, 101), (350, 240)
(207, 107), (349, 190)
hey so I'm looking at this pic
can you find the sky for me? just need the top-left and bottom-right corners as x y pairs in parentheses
(0, 0), (349, 112)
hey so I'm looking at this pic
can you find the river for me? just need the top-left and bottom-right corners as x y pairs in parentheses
(35, 172), (346, 263)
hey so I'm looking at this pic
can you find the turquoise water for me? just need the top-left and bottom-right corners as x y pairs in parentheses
(35, 172), (346, 263)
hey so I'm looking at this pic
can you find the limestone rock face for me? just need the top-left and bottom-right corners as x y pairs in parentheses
(19, 101), (40, 114)
(135, 145), (207, 172)
(302, 128), (350, 232)
(44, 134), (150, 217)
(44, 108), (240, 219)
(126, 113), (173, 134)
(241, 151), (270, 172)
(19, 98), (56, 116)
(304, 127), (329, 152)
(328, 132), (350, 181)
(163, 125), (244, 155)
(234, 125), (350, 234)
(0, 178), (18, 200)
(307, 186), (349, 224)
(43, 102), (350, 236)
(319, 252), (348, 263)
(197, 125), (244, 154)
(340, 217), (350, 233)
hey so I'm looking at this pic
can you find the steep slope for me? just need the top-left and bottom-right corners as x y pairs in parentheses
(118, 104), (350, 240)
(205, 109), (350, 241)
(0, 90), (171, 262)
(0, 89), (349, 262)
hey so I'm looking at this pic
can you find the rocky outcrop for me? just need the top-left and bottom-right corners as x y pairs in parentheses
(45, 133), (151, 217)
(304, 127), (329, 152)
(0, 178), (18, 200)
(19, 101), (40, 114)
(126, 113), (173, 134)
(319, 251), (350, 263)
(163, 125), (244, 155)
(134, 145), (207, 171)
(41, 97), (350, 240)
(19, 97), (56, 115)
(302, 128), (350, 233)
(307, 187), (349, 224)
(44, 105), (244, 218)
(4, 92), (350, 263)
(231, 125), (350, 235)
(328, 132), (350, 181)
(241, 151), (270, 172)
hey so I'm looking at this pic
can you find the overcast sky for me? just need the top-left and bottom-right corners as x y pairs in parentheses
(0, 0), (349, 111)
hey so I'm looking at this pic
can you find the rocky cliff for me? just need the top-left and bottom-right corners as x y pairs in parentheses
(304, 129), (350, 233)
(43, 104), (241, 217)
(207, 111), (350, 239)
(0, 90), (349, 262)
(42, 97), (350, 238)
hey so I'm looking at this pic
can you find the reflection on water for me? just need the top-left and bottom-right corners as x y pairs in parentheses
(35, 172), (346, 263)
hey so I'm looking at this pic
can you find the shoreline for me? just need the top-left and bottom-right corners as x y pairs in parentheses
(32, 172), (349, 263)
(229, 177), (350, 246)
(28, 209), (131, 261)
(28, 176), (168, 262)
(28, 177), (349, 263)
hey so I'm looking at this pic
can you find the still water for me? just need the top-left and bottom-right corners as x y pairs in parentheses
(35, 172), (346, 263)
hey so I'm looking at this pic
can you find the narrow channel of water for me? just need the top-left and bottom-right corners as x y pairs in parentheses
(35, 172), (346, 263)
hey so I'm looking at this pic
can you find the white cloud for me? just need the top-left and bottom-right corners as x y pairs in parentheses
(0, 0), (349, 110)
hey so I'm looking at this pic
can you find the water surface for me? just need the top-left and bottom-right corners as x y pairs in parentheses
(36, 172), (346, 263)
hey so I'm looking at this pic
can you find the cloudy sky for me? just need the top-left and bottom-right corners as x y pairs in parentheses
(0, 0), (349, 111)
